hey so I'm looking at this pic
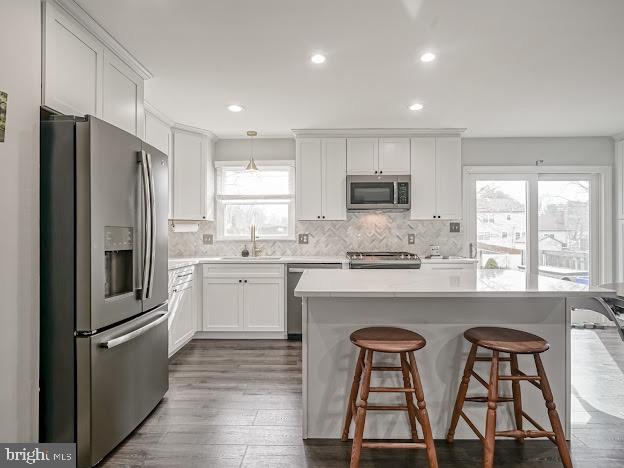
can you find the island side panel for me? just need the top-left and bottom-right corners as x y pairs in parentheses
(303, 296), (567, 440)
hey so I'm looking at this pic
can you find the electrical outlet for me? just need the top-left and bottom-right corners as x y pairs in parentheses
(407, 233), (416, 245)
(449, 222), (461, 233)
(298, 233), (309, 244)
(203, 234), (213, 245)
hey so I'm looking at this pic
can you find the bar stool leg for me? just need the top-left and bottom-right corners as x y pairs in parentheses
(534, 354), (573, 468)
(483, 351), (499, 468)
(400, 352), (420, 442)
(509, 353), (524, 444)
(408, 352), (438, 468)
(350, 349), (373, 468)
(447, 343), (478, 442)
(341, 348), (366, 441)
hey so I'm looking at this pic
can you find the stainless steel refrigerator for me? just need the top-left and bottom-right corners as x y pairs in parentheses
(40, 115), (169, 467)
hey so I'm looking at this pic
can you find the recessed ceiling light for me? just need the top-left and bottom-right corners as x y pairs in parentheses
(420, 52), (436, 63)
(408, 103), (424, 111)
(310, 54), (326, 64)
(227, 104), (244, 112)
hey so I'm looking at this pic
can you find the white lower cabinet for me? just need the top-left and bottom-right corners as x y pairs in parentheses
(419, 261), (477, 272)
(202, 264), (285, 334)
(168, 266), (197, 356)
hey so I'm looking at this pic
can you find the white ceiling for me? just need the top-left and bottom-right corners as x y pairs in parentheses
(76, 0), (624, 138)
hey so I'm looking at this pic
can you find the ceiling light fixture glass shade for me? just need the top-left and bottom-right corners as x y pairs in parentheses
(246, 130), (259, 172)
(409, 103), (424, 111)
(420, 52), (436, 63)
(227, 104), (244, 112)
(310, 54), (326, 64)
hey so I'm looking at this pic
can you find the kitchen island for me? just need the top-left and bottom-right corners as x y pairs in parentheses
(294, 268), (614, 440)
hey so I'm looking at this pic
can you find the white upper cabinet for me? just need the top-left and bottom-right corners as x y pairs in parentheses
(434, 137), (462, 219)
(43, 2), (103, 117)
(347, 138), (379, 174)
(615, 140), (624, 219)
(409, 137), (437, 219)
(322, 139), (348, 220)
(347, 138), (410, 175)
(172, 129), (214, 221)
(42, 2), (145, 137)
(296, 139), (323, 220)
(102, 51), (144, 137)
(145, 111), (171, 156)
(378, 138), (411, 174)
(410, 136), (462, 220)
(296, 138), (347, 220)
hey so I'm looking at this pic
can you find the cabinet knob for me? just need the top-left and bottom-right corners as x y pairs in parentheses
(379, 171), (383, 174)
(374, 170), (378, 174)
(317, 215), (320, 219)
(239, 279), (242, 283)
(322, 216), (326, 219)
(244, 279), (248, 283)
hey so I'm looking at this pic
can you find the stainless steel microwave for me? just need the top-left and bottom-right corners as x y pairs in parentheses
(347, 175), (411, 211)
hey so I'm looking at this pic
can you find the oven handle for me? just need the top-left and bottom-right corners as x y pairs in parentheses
(99, 312), (169, 349)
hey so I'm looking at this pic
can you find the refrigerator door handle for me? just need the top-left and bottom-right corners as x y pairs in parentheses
(146, 152), (157, 298)
(138, 150), (152, 300)
(98, 311), (169, 349)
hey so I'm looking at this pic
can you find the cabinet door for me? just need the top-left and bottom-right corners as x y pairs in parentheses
(296, 139), (323, 220)
(347, 138), (379, 174)
(616, 140), (624, 219)
(102, 51), (145, 137)
(202, 278), (243, 330)
(173, 131), (205, 220)
(169, 286), (195, 355)
(435, 136), (462, 219)
(410, 138), (437, 219)
(43, 2), (103, 116)
(617, 220), (624, 282)
(145, 112), (171, 155)
(379, 138), (410, 174)
(322, 139), (347, 220)
(243, 278), (284, 331)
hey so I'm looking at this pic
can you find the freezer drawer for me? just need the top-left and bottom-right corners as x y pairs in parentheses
(76, 307), (169, 467)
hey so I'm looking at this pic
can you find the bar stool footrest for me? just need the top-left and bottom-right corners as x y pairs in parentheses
(465, 395), (515, 403)
(361, 441), (427, 450)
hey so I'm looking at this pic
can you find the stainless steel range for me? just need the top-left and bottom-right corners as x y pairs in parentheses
(347, 251), (422, 269)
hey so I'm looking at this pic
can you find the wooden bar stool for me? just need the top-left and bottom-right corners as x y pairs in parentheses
(446, 327), (572, 468)
(341, 327), (438, 468)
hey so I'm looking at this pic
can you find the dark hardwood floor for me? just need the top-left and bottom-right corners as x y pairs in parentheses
(100, 329), (624, 467)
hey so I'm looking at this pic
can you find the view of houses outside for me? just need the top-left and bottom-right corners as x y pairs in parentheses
(476, 179), (590, 283)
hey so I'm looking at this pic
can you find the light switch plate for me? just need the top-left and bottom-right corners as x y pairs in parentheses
(203, 234), (213, 245)
(450, 222), (461, 233)
(298, 234), (309, 244)
(407, 233), (415, 245)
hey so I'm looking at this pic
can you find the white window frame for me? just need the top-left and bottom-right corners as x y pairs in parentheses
(215, 160), (296, 241)
(463, 165), (613, 285)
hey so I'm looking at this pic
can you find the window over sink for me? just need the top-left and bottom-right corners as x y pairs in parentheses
(215, 161), (295, 240)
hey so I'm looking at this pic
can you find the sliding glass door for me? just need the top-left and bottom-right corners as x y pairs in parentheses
(466, 171), (600, 284)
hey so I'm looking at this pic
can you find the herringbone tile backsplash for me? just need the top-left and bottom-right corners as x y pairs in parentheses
(169, 212), (466, 258)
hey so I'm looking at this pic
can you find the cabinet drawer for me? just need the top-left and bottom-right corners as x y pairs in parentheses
(420, 262), (476, 271)
(203, 263), (284, 278)
(168, 266), (194, 291)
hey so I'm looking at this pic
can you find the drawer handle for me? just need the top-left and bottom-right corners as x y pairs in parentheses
(177, 272), (193, 278)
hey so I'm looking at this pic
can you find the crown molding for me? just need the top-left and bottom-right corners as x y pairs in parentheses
(172, 122), (217, 140)
(49, 0), (153, 80)
(144, 101), (175, 127)
(290, 128), (467, 138)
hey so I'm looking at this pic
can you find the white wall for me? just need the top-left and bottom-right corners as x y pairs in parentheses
(215, 138), (294, 161)
(462, 137), (614, 166)
(0, 0), (41, 442)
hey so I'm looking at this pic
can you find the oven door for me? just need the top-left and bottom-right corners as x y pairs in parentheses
(347, 176), (398, 210)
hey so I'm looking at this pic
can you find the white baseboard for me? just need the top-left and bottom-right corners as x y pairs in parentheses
(194, 331), (287, 340)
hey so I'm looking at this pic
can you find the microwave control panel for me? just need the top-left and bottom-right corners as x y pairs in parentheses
(397, 182), (409, 205)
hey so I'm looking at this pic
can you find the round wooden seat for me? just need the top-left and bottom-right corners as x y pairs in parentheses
(464, 327), (549, 354)
(350, 326), (426, 353)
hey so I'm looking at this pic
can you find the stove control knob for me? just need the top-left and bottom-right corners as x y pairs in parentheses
(401, 254), (404, 259)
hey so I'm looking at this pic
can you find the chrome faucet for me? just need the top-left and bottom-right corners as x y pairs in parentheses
(251, 224), (262, 257)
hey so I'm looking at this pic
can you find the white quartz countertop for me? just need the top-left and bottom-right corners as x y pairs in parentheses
(168, 256), (477, 270)
(294, 269), (616, 298)
(168, 256), (349, 270)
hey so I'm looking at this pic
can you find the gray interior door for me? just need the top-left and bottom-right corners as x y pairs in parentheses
(141, 142), (169, 312)
(79, 117), (143, 331)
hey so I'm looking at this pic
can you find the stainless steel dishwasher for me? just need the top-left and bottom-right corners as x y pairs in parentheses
(287, 263), (342, 339)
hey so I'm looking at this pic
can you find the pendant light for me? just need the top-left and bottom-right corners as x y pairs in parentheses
(245, 130), (259, 172)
